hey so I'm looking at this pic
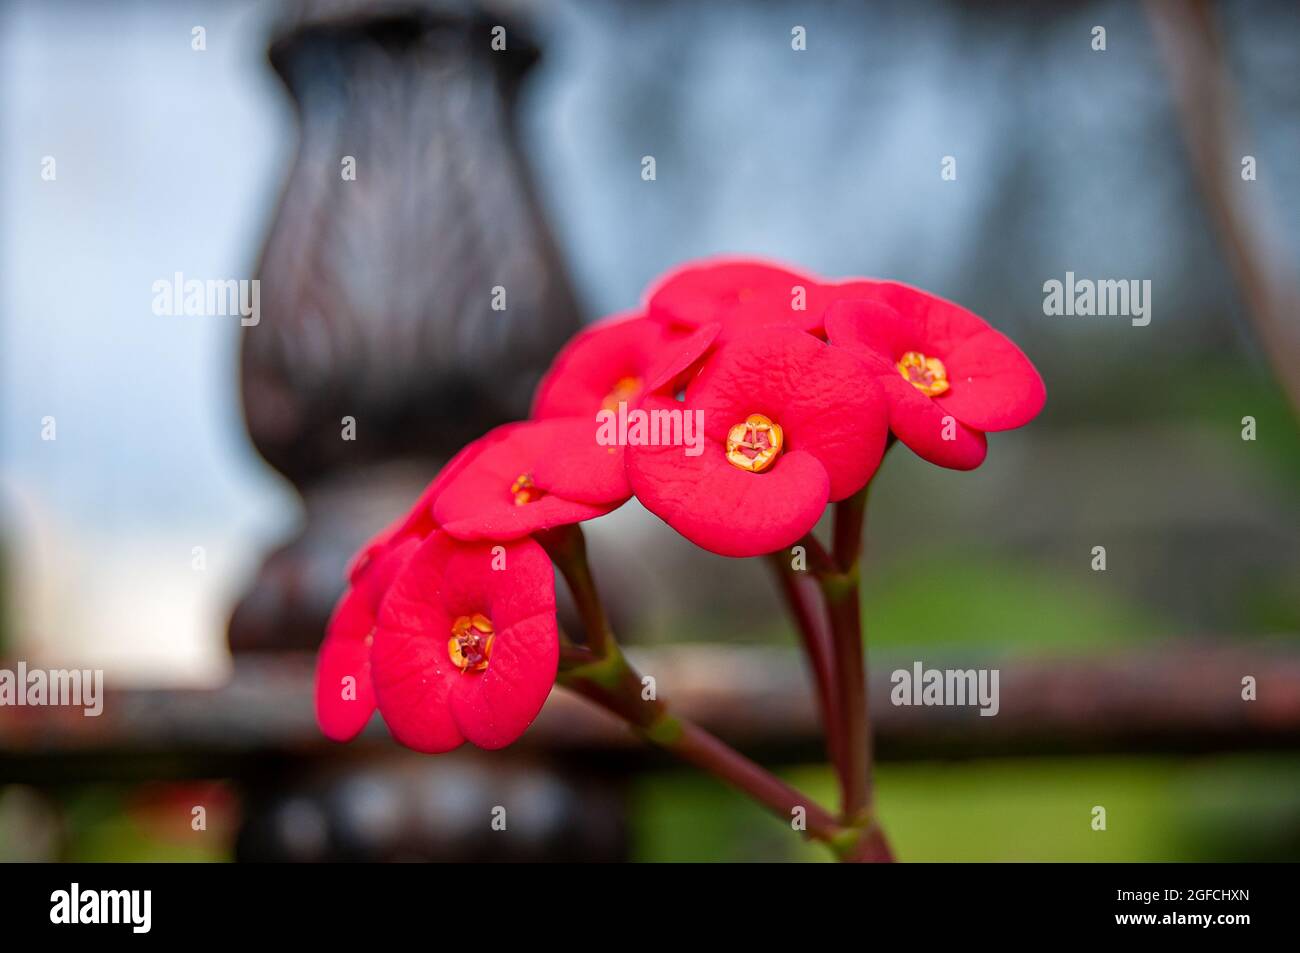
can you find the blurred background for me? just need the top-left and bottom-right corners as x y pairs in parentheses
(1, 0), (1297, 861)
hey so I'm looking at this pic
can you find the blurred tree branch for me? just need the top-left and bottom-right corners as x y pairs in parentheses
(1146, 0), (1300, 414)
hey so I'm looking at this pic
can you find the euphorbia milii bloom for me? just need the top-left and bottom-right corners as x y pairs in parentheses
(369, 532), (559, 752)
(532, 312), (719, 419)
(627, 326), (889, 558)
(645, 256), (874, 343)
(433, 419), (629, 539)
(316, 534), (420, 742)
(824, 285), (1045, 470)
(318, 445), (486, 742)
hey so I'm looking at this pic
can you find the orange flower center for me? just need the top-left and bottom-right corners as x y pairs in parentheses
(725, 413), (784, 473)
(896, 351), (949, 396)
(602, 376), (642, 412)
(511, 473), (544, 506)
(449, 613), (495, 672)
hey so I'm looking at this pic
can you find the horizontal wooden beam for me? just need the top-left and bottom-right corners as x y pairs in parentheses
(1, 643), (1297, 782)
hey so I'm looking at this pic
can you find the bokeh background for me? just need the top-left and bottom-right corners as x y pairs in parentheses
(1, 0), (1298, 861)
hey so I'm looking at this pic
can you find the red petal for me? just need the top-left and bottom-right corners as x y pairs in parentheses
(345, 441), (486, 584)
(345, 524), (396, 587)
(687, 327), (889, 500)
(643, 322), (721, 394)
(626, 396), (830, 558)
(369, 536), (463, 754)
(860, 281), (991, 353)
(826, 286), (1045, 432)
(433, 533), (558, 628)
(824, 297), (923, 360)
(883, 374), (988, 470)
(451, 613), (558, 749)
(314, 588), (378, 742)
(826, 289), (1040, 434)
(531, 312), (670, 419)
(645, 256), (827, 340)
(354, 537), (420, 615)
(933, 329), (1046, 431)
(397, 438), (493, 533)
(433, 421), (618, 541)
(315, 538), (421, 742)
(372, 533), (557, 753)
(529, 417), (631, 505)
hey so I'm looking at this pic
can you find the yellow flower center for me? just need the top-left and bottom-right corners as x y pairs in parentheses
(511, 473), (544, 506)
(896, 351), (949, 396)
(725, 413), (784, 473)
(601, 376), (642, 412)
(448, 614), (495, 672)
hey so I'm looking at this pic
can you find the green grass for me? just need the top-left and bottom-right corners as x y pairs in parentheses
(632, 754), (1300, 862)
(861, 558), (1174, 653)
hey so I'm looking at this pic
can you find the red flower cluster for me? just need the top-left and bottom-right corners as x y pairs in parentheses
(315, 256), (1045, 752)
(631, 258), (1044, 552)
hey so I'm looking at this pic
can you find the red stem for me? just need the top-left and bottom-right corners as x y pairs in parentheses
(559, 646), (846, 847)
(766, 552), (849, 791)
(832, 488), (868, 573)
(845, 824), (895, 863)
(537, 525), (609, 656)
(669, 719), (847, 844)
(821, 486), (896, 861)
(823, 570), (871, 817)
(548, 525), (849, 852)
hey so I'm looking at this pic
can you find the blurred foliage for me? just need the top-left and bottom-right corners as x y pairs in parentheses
(10, 755), (1300, 862)
(862, 557), (1173, 653)
(633, 754), (1300, 862)
(0, 783), (233, 863)
(1067, 361), (1300, 481)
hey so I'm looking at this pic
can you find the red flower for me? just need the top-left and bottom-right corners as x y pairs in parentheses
(316, 445), (480, 742)
(370, 532), (559, 752)
(645, 256), (873, 343)
(433, 419), (629, 539)
(315, 534), (420, 742)
(627, 326), (889, 558)
(825, 284), (1045, 470)
(532, 312), (718, 419)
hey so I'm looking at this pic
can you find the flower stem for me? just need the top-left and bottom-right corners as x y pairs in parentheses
(558, 643), (845, 846)
(559, 641), (597, 668)
(537, 525), (610, 657)
(546, 524), (848, 850)
(845, 822), (894, 862)
(820, 484), (896, 861)
(820, 561), (871, 818)
(765, 551), (848, 791)
(832, 485), (868, 573)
